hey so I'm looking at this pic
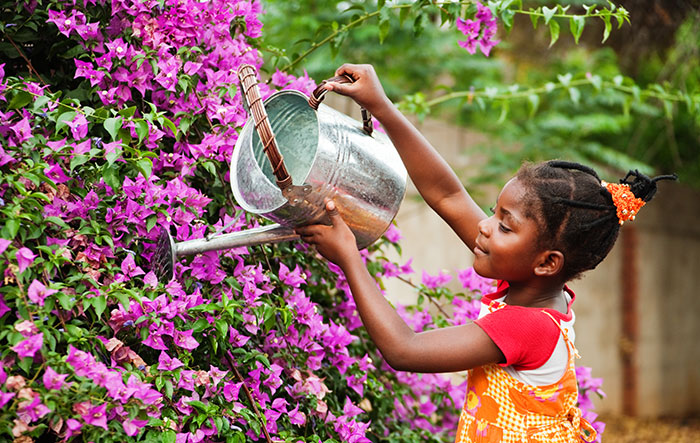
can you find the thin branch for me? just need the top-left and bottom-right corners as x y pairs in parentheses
(395, 275), (450, 317)
(224, 351), (274, 443)
(4, 33), (48, 86)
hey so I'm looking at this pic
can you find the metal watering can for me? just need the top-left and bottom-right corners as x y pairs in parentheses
(153, 65), (407, 282)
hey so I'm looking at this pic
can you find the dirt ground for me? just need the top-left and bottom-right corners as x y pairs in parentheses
(599, 415), (700, 442)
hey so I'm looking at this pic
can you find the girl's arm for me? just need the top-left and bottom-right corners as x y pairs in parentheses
(324, 64), (486, 250)
(296, 202), (504, 373)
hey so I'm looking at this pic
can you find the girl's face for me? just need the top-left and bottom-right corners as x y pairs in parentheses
(472, 178), (545, 282)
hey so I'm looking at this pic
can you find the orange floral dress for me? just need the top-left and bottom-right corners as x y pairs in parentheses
(455, 304), (596, 443)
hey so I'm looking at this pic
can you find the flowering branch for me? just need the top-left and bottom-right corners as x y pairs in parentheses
(276, 1), (629, 73)
(398, 73), (699, 121)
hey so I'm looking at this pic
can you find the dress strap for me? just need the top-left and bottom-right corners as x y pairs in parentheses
(541, 310), (581, 359)
(566, 404), (598, 442)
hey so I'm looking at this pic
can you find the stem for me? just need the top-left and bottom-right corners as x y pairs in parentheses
(421, 78), (692, 109)
(277, 9), (380, 74)
(275, 1), (626, 75)
(395, 275), (450, 318)
(224, 351), (273, 443)
(4, 33), (48, 86)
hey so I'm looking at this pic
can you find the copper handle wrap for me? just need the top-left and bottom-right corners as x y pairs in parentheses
(309, 75), (374, 136)
(238, 64), (293, 191)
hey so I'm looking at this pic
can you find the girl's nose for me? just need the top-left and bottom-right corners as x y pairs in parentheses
(477, 217), (490, 237)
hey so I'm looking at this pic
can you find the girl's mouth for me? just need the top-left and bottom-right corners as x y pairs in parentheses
(473, 240), (487, 256)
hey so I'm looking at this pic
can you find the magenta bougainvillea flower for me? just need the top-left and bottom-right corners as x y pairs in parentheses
(42, 367), (70, 391)
(457, 2), (500, 56)
(27, 280), (57, 306)
(15, 247), (36, 273)
(157, 351), (184, 371)
(0, 0), (607, 440)
(12, 333), (43, 359)
(421, 269), (453, 289)
(0, 238), (11, 255)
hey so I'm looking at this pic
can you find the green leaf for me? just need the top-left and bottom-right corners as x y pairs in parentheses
(55, 111), (77, 134)
(663, 100), (673, 120)
(57, 292), (76, 310)
(548, 20), (560, 47)
(146, 214), (158, 233)
(106, 145), (122, 166)
(500, 9), (515, 30)
(92, 295), (107, 317)
(162, 431), (177, 443)
(119, 106), (137, 119)
(568, 87), (581, 106)
(2, 219), (20, 239)
(399, 5), (410, 25)
(19, 357), (33, 374)
(588, 74), (602, 91)
(530, 12), (539, 29)
(112, 290), (131, 309)
(542, 6), (556, 25)
(70, 155), (89, 172)
(496, 100), (509, 124)
(45, 216), (70, 229)
(601, 13), (612, 43)
(8, 90), (32, 110)
(569, 16), (585, 44)
(135, 120), (149, 142)
(527, 94), (540, 117)
(135, 158), (153, 179)
(102, 163), (122, 190)
(164, 380), (174, 398)
(378, 8), (391, 44)
(557, 73), (572, 87)
(104, 117), (122, 141)
(32, 95), (51, 113)
(158, 116), (177, 136)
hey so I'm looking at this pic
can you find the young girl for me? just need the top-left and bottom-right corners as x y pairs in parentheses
(295, 64), (675, 443)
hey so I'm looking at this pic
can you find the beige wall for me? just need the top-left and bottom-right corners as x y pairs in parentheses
(325, 94), (700, 417)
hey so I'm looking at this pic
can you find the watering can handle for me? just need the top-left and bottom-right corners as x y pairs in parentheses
(309, 76), (374, 136)
(238, 64), (294, 191)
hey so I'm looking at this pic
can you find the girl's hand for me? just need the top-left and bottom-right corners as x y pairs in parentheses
(323, 64), (392, 117)
(295, 201), (359, 267)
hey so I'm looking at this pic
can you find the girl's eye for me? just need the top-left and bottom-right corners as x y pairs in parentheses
(499, 223), (511, 233)
(489, 206), (495, 214)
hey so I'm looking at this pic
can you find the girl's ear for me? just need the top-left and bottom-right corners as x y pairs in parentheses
(533, 250), (565, 277)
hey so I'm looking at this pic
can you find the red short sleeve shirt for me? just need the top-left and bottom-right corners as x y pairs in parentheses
(474, 281), (575, 371)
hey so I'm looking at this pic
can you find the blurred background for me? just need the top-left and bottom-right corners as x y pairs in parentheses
(261, 0), (700, 439)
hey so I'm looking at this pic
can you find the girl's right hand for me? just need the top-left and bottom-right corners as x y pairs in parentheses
(323, 64), (392, 117)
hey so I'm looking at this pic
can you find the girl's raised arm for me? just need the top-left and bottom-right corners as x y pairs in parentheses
(296, 202), (504, 373)
(324, 64), (486, 251)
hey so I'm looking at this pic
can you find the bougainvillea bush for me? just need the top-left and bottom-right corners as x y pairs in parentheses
(0, 0), (605, 441)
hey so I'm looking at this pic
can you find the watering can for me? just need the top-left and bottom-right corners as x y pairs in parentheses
(152, 65), (407, 282)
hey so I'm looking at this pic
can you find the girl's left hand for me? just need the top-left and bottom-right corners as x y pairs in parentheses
(295, 201), (359, 267)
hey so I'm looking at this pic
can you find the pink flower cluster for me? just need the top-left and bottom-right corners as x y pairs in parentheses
(457, 2), (500, 56)
(0, 0), (604, 440)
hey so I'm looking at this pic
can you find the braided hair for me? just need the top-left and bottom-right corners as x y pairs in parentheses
(516, 160), (677, 281)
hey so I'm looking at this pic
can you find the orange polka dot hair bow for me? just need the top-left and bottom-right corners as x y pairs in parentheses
(601, 181), (645, 225)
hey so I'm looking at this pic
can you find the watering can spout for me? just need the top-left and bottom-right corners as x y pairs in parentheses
(152, 224), (298, 283)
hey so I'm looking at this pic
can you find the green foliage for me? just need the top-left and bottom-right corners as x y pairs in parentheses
(264, 0), (698, 187)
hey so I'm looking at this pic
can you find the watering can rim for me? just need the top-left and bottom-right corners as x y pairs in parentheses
(230, 89), (320, 215)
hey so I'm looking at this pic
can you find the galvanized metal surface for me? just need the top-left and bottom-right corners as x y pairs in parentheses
(175, 224), (298, 256)
(230, 89), (407, 249)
